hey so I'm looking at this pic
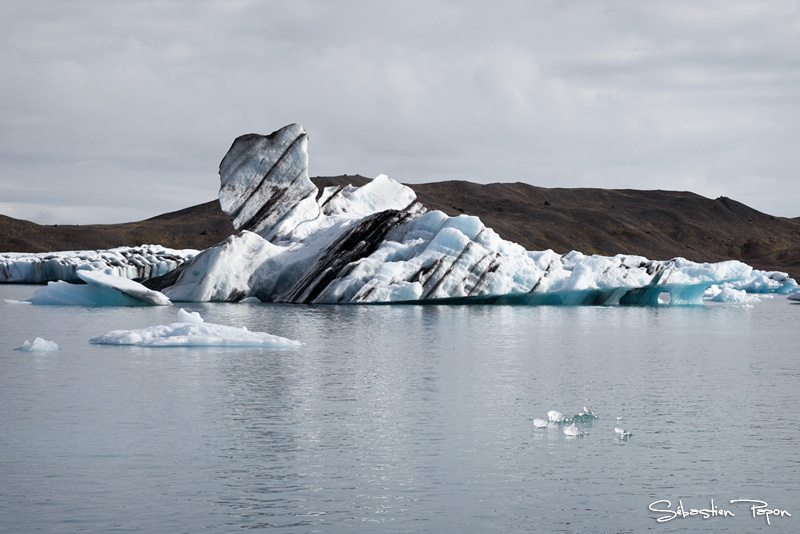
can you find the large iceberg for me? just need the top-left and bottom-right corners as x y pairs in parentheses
(0, 245), (197, 284)
(141, 123), (754, 306)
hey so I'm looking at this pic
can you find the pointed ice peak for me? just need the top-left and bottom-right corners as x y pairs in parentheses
(177, 308), (204, 324)
(218, 123), (315, 235)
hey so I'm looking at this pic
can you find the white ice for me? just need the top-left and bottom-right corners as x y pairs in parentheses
(0, 245), (197, 284)
(89, 308), (302, 348)
(704, 286), (761, 304)
(789, 291), (800, 301)
(162, 170), (757, 306)
(29, 271), (171, 306)
(532, 418), (549, 428)
(16, 337), (60, 352)
(547, 410), (565, 423)
(615, 427), (633, 438)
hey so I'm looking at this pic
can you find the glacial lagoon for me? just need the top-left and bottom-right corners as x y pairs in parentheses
(1, 284), (798, 532)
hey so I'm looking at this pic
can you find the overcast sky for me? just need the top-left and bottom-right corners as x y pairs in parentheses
(1, 0), (799, 225)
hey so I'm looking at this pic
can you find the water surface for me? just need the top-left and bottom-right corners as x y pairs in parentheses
(1, 285), (798, 532)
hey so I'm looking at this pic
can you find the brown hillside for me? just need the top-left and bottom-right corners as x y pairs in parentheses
(2, 176), (799, 279)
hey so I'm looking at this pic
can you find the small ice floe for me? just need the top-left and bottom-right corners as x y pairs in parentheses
(4, 299), (32, 305)
(547, 410), (565, 423)
(789, 291), (800, 302)
(573, 406), (599, 423)
(16, 337), (60, 352)
(89, 308), (301, 348)
(615, 427), (633, 439)
(533, 418), (549, 428)
(534, 407), (597, 435)
(704, 286), (760, 304)
(239, 296), (262, 304)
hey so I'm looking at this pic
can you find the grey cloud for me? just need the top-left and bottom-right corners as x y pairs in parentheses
(1, 0), (798, 226)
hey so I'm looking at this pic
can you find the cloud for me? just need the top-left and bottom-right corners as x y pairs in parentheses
(1, 0), (799, 225)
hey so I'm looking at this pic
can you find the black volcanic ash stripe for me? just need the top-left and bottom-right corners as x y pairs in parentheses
(279, 204), (422, 303)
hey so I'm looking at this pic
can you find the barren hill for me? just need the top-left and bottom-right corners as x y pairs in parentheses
(2, 176), (799, 279)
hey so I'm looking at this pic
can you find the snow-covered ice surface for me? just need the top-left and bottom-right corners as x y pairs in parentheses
(704, 285), (761, 304)
(16, 337), (60, 352)
(29, 271), (171, 306)
(89, 308), (302, 348)
(145, 123), (762, 307)
(0, 245), (197, 284)
(715, 270), (798, 294)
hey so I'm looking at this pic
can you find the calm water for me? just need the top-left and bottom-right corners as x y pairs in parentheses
(1, 284), (798, 533)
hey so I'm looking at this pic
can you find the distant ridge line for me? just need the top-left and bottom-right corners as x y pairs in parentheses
(2, 176), (798, 279)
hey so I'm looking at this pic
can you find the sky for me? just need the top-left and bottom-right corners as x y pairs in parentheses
(1, 0), (799, 225)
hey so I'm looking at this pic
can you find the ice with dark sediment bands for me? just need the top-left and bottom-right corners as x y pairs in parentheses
(0, 245), (197, 284)
(145, 123), (759, 306)
(10, 123), (787, 306)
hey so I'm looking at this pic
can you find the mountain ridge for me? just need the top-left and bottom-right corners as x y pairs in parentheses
(2, 176), (799, 279)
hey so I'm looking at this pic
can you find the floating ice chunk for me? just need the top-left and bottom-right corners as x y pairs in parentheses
(29, 271), (171, 307)
(547, 410), (565, 423)
(240, 296), (261, 304)
(563, 424), (582, 436)
(727, 270), (798, 294)
(177, 308), (204, 323)
(89, 309), (301, 348)
(615, 427), (633, 439)
(705, 286), (760, 304)
(573, 406), (599, 422)
(4, 299), (32, 305)
(533, 418), (549, 428)
(16, 337), (60, 352)
(789, 291), (800, 302)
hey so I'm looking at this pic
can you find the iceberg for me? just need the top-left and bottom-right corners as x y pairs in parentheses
(722, 270), (798, 294)
(16, 337), (61, 352)
(29, 270), (171, 306)
(0, 245), (197, 284)
(704, 286), (761, 304)
(789, 291), (800, 302)
(89, 308), (302, 347)
(144, 123), (754, 306)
